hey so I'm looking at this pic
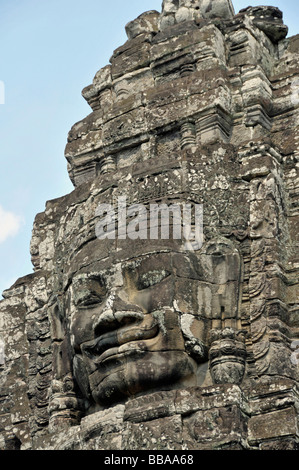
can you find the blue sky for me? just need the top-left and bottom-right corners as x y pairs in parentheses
(0, 0), (298, 297)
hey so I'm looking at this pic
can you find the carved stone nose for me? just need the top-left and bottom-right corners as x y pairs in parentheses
(111, 295), (143, 314)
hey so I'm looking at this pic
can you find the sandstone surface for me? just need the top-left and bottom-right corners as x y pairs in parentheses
(0, 0), (298, 450)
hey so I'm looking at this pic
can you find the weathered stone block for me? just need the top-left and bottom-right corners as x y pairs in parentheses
(111, 37), (152, 80)
(183, 404), (248, 449)
(124, 415), (183, 450)
(248, 407), (298, 445)
(125, 11), (159, 40)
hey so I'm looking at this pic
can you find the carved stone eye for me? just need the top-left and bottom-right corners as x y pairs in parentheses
(137, 270), (171, 290)
(206, 242), (233, 256)
(73, 276), (107, 308)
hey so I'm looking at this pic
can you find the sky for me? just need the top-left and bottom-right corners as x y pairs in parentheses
(0, 0), (298, 298)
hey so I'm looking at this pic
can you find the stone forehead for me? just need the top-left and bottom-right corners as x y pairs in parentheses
(65, 235), (239, 292)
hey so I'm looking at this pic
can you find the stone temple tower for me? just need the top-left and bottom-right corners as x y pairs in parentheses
(0, 0), (298, 450)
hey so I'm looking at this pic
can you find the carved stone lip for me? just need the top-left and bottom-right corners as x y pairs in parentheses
(94, 343), (148, 366)
(82, 315), (159, 365)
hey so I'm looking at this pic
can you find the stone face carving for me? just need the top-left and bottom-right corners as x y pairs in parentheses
(69, 251), (205, 408)
(66, 237), (243, 410)
(0, 0), (298, 451)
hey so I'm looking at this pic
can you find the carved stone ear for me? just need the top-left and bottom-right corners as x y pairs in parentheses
(209, 328), (247, 385)
(73, 355), (91, 401)
(180, 313), (209, 363)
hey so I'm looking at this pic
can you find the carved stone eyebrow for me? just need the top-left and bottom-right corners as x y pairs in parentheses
(137, 269), (171, 289)
(72, 276), (107, 307)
